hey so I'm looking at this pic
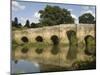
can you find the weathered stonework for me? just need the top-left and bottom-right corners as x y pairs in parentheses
(13, 24), (95, 45)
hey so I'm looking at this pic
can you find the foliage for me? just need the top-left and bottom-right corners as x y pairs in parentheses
(24, 20), (30, 28)
(72, 57), (96, 70)
(79, 13), (95, 24)
(31, 22), (37, 28)
(39, 5), (74, 26)
(12, 17), (22, 28)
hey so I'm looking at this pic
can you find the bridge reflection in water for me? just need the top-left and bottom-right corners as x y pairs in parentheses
(12, 44), (94, 73)
(12, 24), (96, 73)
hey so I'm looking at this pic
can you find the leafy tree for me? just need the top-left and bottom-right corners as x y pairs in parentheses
(79, 13), (95, 24)
(12, 17), (22, 28)
(18, 23), (22, 28)
(12, 20), (15, 27)
(12, 17), (18, 27)
(39, 5), (74, 26)
(24, 20), (30, 28)
(14, 17), (18, 27)
(31, 22), (37, 28)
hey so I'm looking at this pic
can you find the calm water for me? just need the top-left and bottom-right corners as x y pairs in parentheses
(11, 60), (40, 74)
(12, 45), (91, 74)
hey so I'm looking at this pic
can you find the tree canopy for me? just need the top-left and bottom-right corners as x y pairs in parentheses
(79, 13), (95, 24)
(12, 17), (22, 28)
(24, 20), (30, 28)
(39, 5), (74, 26)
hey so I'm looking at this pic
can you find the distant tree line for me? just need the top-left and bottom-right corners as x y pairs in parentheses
(12, 5), (96, 28)
(12, 17), (41, 28)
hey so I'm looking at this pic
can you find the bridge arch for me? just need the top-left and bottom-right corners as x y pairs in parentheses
(51, 35), (59, 45)
(21, 36), (29, 43)
(84, 35), (96, 55)
(35, 36), (43, 42)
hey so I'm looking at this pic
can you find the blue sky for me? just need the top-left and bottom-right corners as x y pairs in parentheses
(12, 1), (96, 25)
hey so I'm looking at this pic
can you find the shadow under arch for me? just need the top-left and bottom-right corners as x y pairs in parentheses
(51, 35), (59, 45)
(84, 35), (96, 55)
(21, 36), (29, 43)
(35, 36), (43, 42)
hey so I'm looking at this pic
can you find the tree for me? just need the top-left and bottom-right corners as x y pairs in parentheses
(14, 17), (18, 27)
(12, 17), (22, 28)
(79, 13), (95, 24)
(24, 20), (30, 28)
(12, 20), (15, 27)
(12, 17), (18, 27)
(18, 23), (22, 28)
(31, 22), (37, 28)
(39, 5), (74, 26)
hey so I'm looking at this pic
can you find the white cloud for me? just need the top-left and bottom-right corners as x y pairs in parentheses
(20, 17), (27, 26)
(34, 12), (41, 18)
(18, 12), (40, 26)
(12, 1), (25, 11)
(71, 14), (77, 19)
(33, 12), (41, 23)
(71, 14), (79, 24)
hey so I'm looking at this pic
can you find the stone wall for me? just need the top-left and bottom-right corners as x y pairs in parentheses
(13, 24), (95, 44)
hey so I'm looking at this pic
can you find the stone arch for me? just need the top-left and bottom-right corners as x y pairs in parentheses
(21, 36), (29, 43)
(66, 30), (76, 41)
(84, 35), (96, 55)
(51, 35), (59, 45)
(35, 36), (43, 42)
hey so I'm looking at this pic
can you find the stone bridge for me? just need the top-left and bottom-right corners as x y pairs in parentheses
(13, 24), (96, 45)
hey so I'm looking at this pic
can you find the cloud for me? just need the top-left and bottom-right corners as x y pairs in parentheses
(71, 14), (79, 24)
(32, 12), (41, 23)
(20, 17), (27, 26)
(12, 1), (25, 11)
(18, 12), (40, 26)
(71, 14), (77, 19)
(34, 12), (41, 18)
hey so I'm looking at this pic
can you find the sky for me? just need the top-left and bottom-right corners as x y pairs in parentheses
(12, 1), (96, 25)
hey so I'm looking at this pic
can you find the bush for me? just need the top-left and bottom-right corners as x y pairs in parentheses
(72, 58), (96, 70)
